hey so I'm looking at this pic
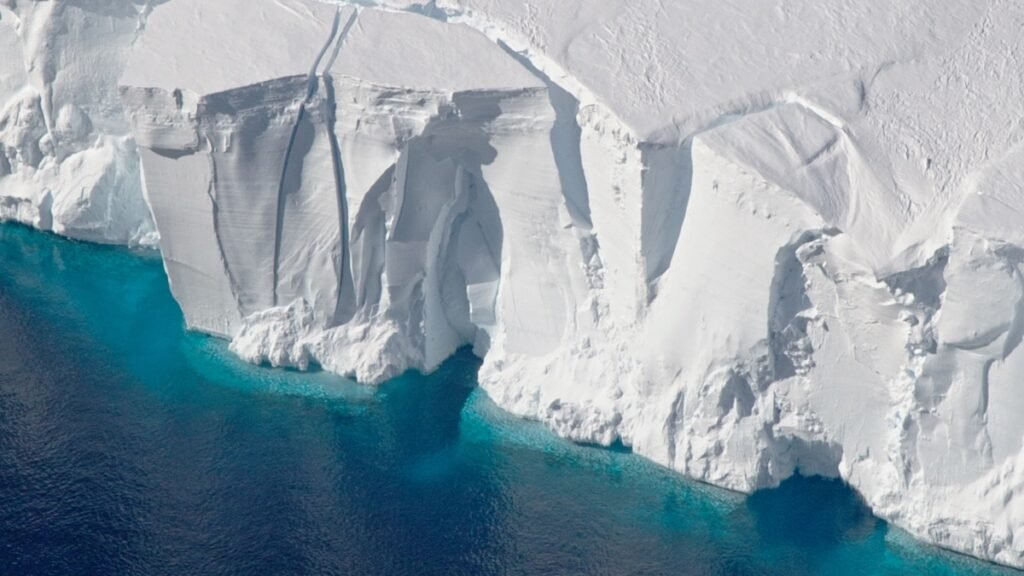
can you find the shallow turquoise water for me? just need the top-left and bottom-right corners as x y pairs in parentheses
(0, 223), (1016, 576)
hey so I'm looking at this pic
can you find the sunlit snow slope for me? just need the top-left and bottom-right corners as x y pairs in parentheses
(4, 0), (1024, 567)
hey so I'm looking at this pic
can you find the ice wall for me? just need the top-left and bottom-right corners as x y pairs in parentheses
(0, 0), (160, 244)
(7, 0), (1024, 568)
(120, 1), (578, 383)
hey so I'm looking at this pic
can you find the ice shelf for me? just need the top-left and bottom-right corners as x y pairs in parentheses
(3, 0), (1024, 567)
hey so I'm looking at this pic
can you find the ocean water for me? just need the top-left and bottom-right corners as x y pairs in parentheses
(0, 222), (1016, 576)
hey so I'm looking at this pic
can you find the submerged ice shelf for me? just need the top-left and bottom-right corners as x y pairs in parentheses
(4, 0), (1024, 568)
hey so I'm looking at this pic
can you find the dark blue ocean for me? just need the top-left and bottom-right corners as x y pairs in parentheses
(0, 223), (1016, 576)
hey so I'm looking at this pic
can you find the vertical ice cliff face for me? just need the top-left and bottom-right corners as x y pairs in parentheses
(4, 0), (1023, 568)
(120, 0), (584, 383)
(0, 0), (160, 244)
(120, 0), (344, 336)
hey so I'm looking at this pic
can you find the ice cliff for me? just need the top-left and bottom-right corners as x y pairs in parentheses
(4, 0), (1024, 568)
(0, 0), (159, 244)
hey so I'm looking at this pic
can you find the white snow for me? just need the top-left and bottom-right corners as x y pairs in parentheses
(0, 1), (160, 245)
(6, 0), (1024, 567)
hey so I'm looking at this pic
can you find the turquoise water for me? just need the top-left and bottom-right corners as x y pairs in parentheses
(0, 222), (1016, 576)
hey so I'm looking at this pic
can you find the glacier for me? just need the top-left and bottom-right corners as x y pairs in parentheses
(4, 0), (1024, 568)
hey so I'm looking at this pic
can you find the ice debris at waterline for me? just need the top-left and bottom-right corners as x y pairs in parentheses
(0, 222), (1017, 575)
(3, 0), (1024, 567)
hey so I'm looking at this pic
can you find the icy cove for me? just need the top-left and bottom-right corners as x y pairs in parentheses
(3, 0), (1024, 569)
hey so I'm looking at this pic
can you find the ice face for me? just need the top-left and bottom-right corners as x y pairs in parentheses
(0, 1), (161, 245)
(5, 0), (1024, 568)
(120, 0), (564, 379)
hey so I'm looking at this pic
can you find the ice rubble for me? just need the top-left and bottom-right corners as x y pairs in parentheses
(6, 0), (1024, 567)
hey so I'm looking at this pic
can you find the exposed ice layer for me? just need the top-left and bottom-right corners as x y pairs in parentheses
(121, 0), (346, 335)
(121, 0), (567, 381)
(0, 1), (159, 245)
(11, 0), (1022, 568)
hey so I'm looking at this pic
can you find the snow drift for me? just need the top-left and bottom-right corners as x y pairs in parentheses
(5, 0), (1024, 567)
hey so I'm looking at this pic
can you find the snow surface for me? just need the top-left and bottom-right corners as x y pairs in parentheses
(6, 0), (1024, 567)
